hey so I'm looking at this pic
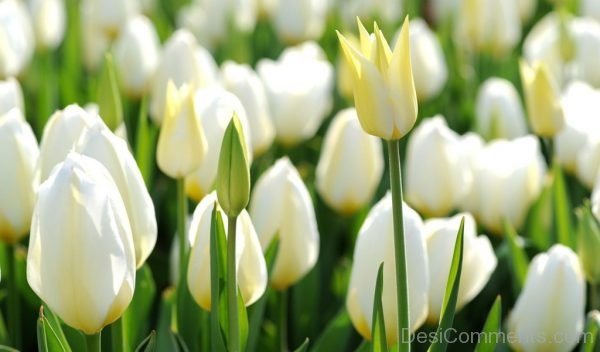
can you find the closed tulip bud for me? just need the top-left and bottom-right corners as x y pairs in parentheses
(27, 0), (65, 49)
(0, 77), (24, 116)
(156, 81), (207, 179)
(475, 78), (528, 140)
(0, 109), (39, 243)
(221, 61), (274, 155)
(0, 0), (34, 78)
(80, 0), (139, 38)
(520, 60), (565, 137)
(462, 135), (547, 235)
(185, 87), (252, 201)
(316, 108), (384, 214)
(257, 41), (333, 146)
(346, 193), (428, 343)
(250, 158), (319, 290)
(405, 116), (470, 217)
(271, 0), (327, 43)
(507, 244), (585, 352)
(577, 204), (600, 284)
(217, 114), (251, 218)
(27, 152), (136, 334)
(425, 213), (497, 323)
(187, 192), (267, 310)
(149, 29), (219, 125)
(76, 121), (157, 268)
(113, 15), (160, 97)
(80, 4), (110, 71)
(338, 17), (418, 140)
(35, 104), (98, 185)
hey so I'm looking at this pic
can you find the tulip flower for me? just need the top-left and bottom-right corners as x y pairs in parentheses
(156, 81), (207, 179)
(112, 15), (160, 97)
(475, 78), (528, 140)
(80, 3), (110, 71)
(257, 41), (333, 146)
(185, 87), (252, 201)
(346, 193), (429, 344)
(27, 152), (136, 335)
(430, 0), (460, 23)
(27, 0), (65, 49)
(250, 158), (319, 290)
(316, 108), (384, 214)
(336, 34), (359, 101)
(425, 213), (497, 323)
(0, 0), (34, 78)
(405, 116), (470, 217)
(582, 0), (600, 22)
(338, 0), (402, 28)
(0, 78), (24, 116)
(462, 135), (547, 235)
(150, 29), (219, 125)
(187, 192), (267, 310)
(271, 0), (327, 43)
(507, 244), (585, 352)
(35, 104), (98, 185)
(220, 61), (274, 155)
(520, 60), (565, 137)
(80, 0), (139, 38)
(337, 17), (418, 140)
(76, 120), (157, 268)
(0, 109), (39, 243)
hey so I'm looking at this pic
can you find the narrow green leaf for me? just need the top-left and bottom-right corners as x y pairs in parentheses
(238, 288), (249, 352)
(576, 204), (600, 284)
(155, 288), (179, 352)
(40, 305), (72, 352)
(475, 296), (502, 352)
(553, 161), (575, 249)
(37, 314), (49, 352)
(0, 345), (19, 351)
(429, 217), (465, 352)
(210, 205), (227, 352)
(134, 331), (157, 352)
(134, 95), (158, 186)
(526, 182), (553, 251)
(311, 309), (353, 352)
(37, 306), (69, 352)
(293, 338), (310, 352)
(580, 311), (600, 352)
(371, 263), (388, 352)
(503, 219), (530, 294)
(96, 53), (123, 131)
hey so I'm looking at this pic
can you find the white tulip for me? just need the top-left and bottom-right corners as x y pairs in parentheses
(76, 120), (157, 268)
(338, 0), (403, 28)
(80, 0), (139, 38)
(581, 0), (600, 23)
(316, 108), (383, 214)
(0, 0), (34, 78)
(430, 0), (460, 23)
(346, 193), (428, 344)
(461, 135), (547, 235)
(257, 41), (333, 146)
(80, 3), (110, 71)
(27, 152), (136, 334)
(0, 108), (39, 243)
(475, 78), (528, 140)
(405, 116), (470, 217)
(0, 77), (24, 116)
(113, 15), (160, 97)
(187, 192), (267, 310)
(250, 158), (319, 290)
(35, 104), (99, 185)
(185, 87), (252, 201)
(150, 29), (219, 125)
(220, 61), (274, 155)
(425, 213), (497, 323)
(271, 0), (327, 43)
(507, 244), (586, 352)
(27, 0), (65, 49)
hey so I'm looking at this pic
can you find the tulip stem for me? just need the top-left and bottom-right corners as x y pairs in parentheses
(387, 139), (410, 352)
(592, 283), (600, 311)
(227, 215), (240, 352)
(6, 245), (21, 349)
(177, 178), (187, 282)
(85, 332), (101, 352)
(279, 290), (288, 352)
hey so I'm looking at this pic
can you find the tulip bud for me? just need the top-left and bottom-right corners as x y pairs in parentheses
(577, 204), (600, 284)
(405, 116), (470, 217)
(221, 61), (274, 155)
(0, 0), (34, 78)
(76, 120), (157, 268)
(80, 0), (139, 38)
(520, 60), (565, 137)
(216, 114), (251, 218)
(156, 81), (207, 179)
(187, 192), (267, 310)
(475, 78), (528, 140)
(316, 108), (384, 214)
(582, 0), (600, 22)
(80, 4), (110, 71)
(338, 17), (418, 140)
(271, 0), (327, 43)
(250, 158), (319, 290)
(0, 77), (24, 116)
(425, 213), (497, 323)
(257, 41), (333, 146)
(507, 244), (585, 352)
(0, 109), (39, 243)
(27, 152), (136, 334)
(346, 193), (428, 344)
(27, 0), (66, 49)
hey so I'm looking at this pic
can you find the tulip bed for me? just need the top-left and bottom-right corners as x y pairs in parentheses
(1, 0), (600, 351)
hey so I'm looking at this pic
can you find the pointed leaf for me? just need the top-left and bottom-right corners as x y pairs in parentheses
(371, 263), (387, 352)
(504, 220), (529, 294)
(97, 53), (123, 130)
(293, 338), (310, 352)
(475, 296), (502, 352)
(37, 306), (69, 352)
(580, 311), (600, 352)
(553, 161), (575, 249)
(134, 331), (157, 352)
(210, 205), (227, 352)
(311, 309), (353, 352)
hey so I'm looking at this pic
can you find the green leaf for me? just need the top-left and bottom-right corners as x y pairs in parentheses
(580, 311), (600, 352)
(0, 345), (19, 351)
(37, 306), (69, 352)
(155, 288), (179, 352)
(552, 161), (575, 249)
(96, 53), (123, 131)
(526, 182), (553, 251)
(503, 220), (530, 294)
(134, 96), (158, 186)
(429, 217), (465, 352)
(576, 204), (600, 284)
(371, 263), (387, 352)
(311, 309), (353, 352)
(238, 288), (249, 352)
(134, 331), (157, 352)
(475, 296), (502, 352)
(293, 338), (310, 352)
(40, 306), (72, 352)
(210, 205), (227, 352)
(126, 264), (157, 347)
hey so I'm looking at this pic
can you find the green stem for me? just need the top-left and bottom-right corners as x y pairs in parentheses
(111, 315), (127, 352)
(592, 283), (599, 311)
(85, 332), (101, 352)
(227, 215), (240, 352)
(7, 245), (21, 349)
(177, 178), (188, 282)
(387, 140), (410, 352)
(279, 290), (288, 352)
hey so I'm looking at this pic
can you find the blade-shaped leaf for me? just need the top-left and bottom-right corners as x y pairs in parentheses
(552, 161), (575, 249)
(40, 306), (71, 352)
(475, 296), (502, 352)
(580, 311), (600, 352)
(504, 220), (529, 294)
(311, 309), (353, 352)
(210, 205), (227, 352)
(37, 306), (69, 352)
(134, 331), (157, 352)
(293, 338), (310, 352)
(371, 263), (387, 352)
(96, 53), (123, 131)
